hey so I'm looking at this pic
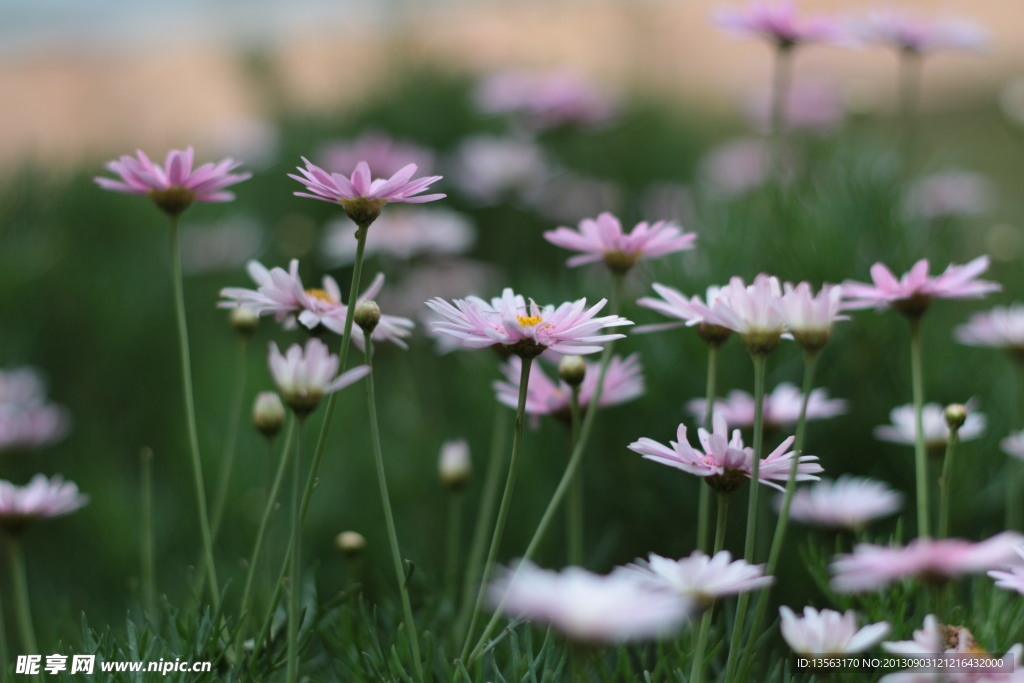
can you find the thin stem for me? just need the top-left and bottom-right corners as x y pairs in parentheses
(938, 423), (960, 539)
(8, 537), (37, 653)
(1008, 359), (1024, 530)
(140, 447), (156, 617)
(567, 385), (583, 566)
(210, 338), (249, 539)
(724, 352), (768, 682)
(455, 404), (509, 641)
(286, 418), (304, 683)
(909, 318), (931, 538)
(0, 583), (8, 678)
(445, 493), (463, 607)
(364, 330), (423, 681)
(459, 355), (534, 663)
(690, 492), (731, 683)
(169, 216), (219, 608)
(697, 344), (720, 553)
(898, 49), (923, 171)
(769, 45), (794, 181)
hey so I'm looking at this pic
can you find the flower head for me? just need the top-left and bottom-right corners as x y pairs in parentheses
(956, 305), (1024, 355)
(488, 561), (691, 644)
(712, 274), (788, 354)
(780, 606), (889, 655)
(637, 283), (732, 345)
(714, 0), (845, 49)
(687, 382), (846, 432)
(0, 367), (70, 454)
(317, 132), (435, 179)
(289, 159), (444, 226)
(628, 414), (822, 493)
(830, 532), (1024, 593)
(95, 147), (250, 216)
(267, 338), (370, 415)
(875, 402), (985, 453)
(903, 171), (993, 222)
(543, 212), (696, 274)
(842, 257), (1000, 318)
(777, 282), (846, 351)
(450, 135), (549, 203)
(252, 392), (285, 439)
(854, 11), (988, 55)
(0, 474), (88, 534)
(426, 288), (631, 358)
(618, 551), (773, 606)
(780, 476), (902, 530)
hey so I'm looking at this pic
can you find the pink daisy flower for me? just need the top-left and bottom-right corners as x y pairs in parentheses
(854, 11), (987, 55)
(317, 131), (435, 179)
(777, 282), (846, 351)
(488, 561), (691, 644)
(0, 474), (88, 533)
(636, 283), (733, 345)
(617, 551), (773, 606)
(712, 274), (788, 354)
(830, 532), (1024, 593)
(988, 546), (1024, 595)
(268, 338), (371, 415)
(628, 413), (822, 493)
(903, 171), (993, 222)
(842, 257), (1001, 317)
(289, 159), (444, 226)
(714, 0), (845, 49)
(956, 305), (1024, 354)
(687, 382), (847, 432)
(493, 354), (644, 420)
(543, 212), (696, 274)
(425, 288), (631, 358)
(95, 147), (250, 216)
(779, 476), (902, 530)
(779, 606), (890, 655)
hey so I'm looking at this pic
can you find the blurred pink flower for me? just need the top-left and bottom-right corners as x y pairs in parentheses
(956, 305), (1024, 353)
(488, 561), (691, 643)
(618, 551), (773, 606)
(0, 474), (88, 533)
(628, 413), (821, 493)
(323, 207), (475, 265)
(903, 171), (993, 221)
(830, 532), (1024, 593)
(426, 288), (631, 357)
(475, 69), (616, 130)
(700, 138), (779, 197)
(780, 606), (889, 655)
(493, 354), (644, 419)
(779, 476), (902, 530)
(988, 547), (1024, 595)
(875, 402), (985, 452)
(543, 212), (696, 273)
(450, 135), (550, 203)
(267, 338), (370, 414)
(0, 368), (69, 454)
(778, 282), (846, 350)
(636, 283), (732, 344)
(714, 0), (845, 48)
(842, 257), (1001, 316)
(746, 80), (846, 134)
(687, 382), (847, 431)
(854, 11), (987, 55)
(95, 147), (250, 215)
(318, 132), (435, 178)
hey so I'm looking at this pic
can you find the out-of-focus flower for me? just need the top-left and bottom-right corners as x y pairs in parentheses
(830, 532), (1024, 593)
(746, 80), (846, 134)
(779, 476), (902, 530)
(988, 546), (1024, 595)
(438, 439), (472, 491)
(881, 615), (1023, 683)
(202, 116), (280, 169)
(526, 171), (624, 224)
(488, 561), (691, 643)
(688, 383), (847, 432)
(637, 283), (733, 345)
(95, 147), (250, 216)
(777, 282), (846, 351)
(494, 354), (644, 420)
(714, 0), (845, 49)
(700, 138), (792, 197)
(318, 132), (435, 179)
(323, 208), (475, 265)
(780, 606), (890, 655)
(388, 260), (498, 321)
(181, 217), (263, 274)
(0, 475), (88, 533)
(1001, 431), (1024, 463)
(842, 257), (1000, 318)
(618, 551), (773, 606)
(955, 305), (1024, 354)
(426, 289), (631, 358)
(475, 69), (616, 130)
(853, 11), (987, 55)
(0, 368), (70, 454)
(449, 135), (549, 203)
(267, 338), (370, 415)
(712, 274), (788, 354)
(628, 414), (822, 493)
(875, 402), (985, 453)
(543, 212), (696, 274)
(903, 171), (994, 222)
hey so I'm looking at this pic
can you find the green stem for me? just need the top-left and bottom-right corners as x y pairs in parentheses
(723, 352), (768, 682)
(169, 216), (219, 608)
(459, 355), (534, 663)
(690, 492), (731, 683)
(454, 405), (509, 642)
(567, 385), (583, 566)
(446, 493), (463, 607)
(769, 45), (794, 182)
(1008, 359), (1024, 530)
(938, 424), (960, 539)
(898, 49), (922, 171)
(364, 330), (424, 681)
(0, 583), (8, 678)
(286, 418), (304, 683)
(697, 344), (720, 552)
(909, 318), (931, 538)
(8, 538), (36, 654)
(141, 447), (156, 617)
(210, 338), (249, 539)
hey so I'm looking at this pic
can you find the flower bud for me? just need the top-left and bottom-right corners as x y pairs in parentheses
(439, 439), (471, 491)
(252, 392), (285, 438)
(558, 355), (587, 387)
(230, 306), (259, 336)
(945, 403), (968, 431)
(354, 300), (381, 334)
(335, 530), (366, 557)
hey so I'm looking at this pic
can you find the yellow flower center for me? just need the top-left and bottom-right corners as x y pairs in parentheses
(516, 315), (543, 327)
(305, 288), (337, 304)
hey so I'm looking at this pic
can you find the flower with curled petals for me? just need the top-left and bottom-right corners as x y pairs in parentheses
(714, 0), (845, 49)
(543, 212), (696, 274)
(842, 257), (1000, 318)
(95, 147), (250, 216)
(779, 476), (902, 530)
(268, 338), (370, 415)
(780, 606), (889, 655)
(426, 288), (631, 358)
(618, 551), (773, 607)
(0, 474), (88, 534)
(289, 159), (444, 227)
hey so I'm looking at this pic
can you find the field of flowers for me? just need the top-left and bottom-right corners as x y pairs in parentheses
(4, 1), (1024, 681)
